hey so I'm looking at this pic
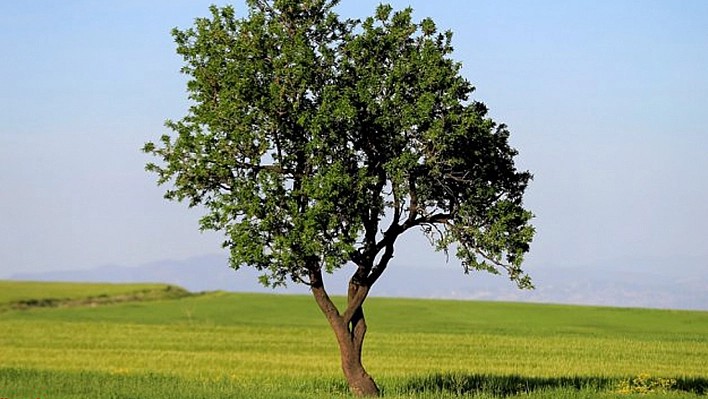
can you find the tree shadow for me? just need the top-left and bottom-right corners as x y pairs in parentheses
(674, 377), (708, 395)
(399, 373), (708, 397)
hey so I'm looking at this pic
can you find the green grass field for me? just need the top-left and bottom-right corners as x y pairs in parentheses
(1, 281), (707, 398)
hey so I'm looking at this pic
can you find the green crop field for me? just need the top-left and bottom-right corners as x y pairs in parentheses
(1, 281), (707, 398)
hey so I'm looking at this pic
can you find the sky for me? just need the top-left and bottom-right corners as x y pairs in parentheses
(2, 1), (707, 284)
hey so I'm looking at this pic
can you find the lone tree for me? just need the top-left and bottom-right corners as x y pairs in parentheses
(144, 0), (534, 396)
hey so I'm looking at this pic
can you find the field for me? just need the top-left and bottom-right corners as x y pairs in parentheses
(1, 281), (707, 398)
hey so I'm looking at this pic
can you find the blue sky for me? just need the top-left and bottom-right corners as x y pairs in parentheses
(2, 1), (707, 284)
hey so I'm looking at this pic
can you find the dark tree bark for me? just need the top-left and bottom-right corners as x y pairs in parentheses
(310, 269), (380, 397)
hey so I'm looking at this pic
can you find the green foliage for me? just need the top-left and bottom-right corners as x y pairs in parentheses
(144, 1), (534, 289)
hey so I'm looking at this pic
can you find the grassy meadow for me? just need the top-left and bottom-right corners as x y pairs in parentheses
(0, 281), (707, 398)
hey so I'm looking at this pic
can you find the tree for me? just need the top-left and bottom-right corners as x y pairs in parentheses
(143, 1), (534, 396)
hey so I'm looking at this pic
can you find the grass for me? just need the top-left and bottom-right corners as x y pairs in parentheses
(0, 281), (707, 398)
(0, 281), (187, 310)
(0, 281), (174, 304)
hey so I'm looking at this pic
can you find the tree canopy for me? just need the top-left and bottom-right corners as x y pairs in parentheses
(144, 0), (534, 396)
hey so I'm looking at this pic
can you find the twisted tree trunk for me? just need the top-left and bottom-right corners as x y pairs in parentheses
(310, 270), (380, 397)
(334, 303), (379, 396)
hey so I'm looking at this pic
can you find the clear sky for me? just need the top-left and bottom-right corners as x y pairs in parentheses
(2, 1), (707, 280)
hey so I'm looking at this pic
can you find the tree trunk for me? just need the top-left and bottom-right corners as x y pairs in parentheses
(310, 272), (380, 397)
(340, 347), (379, 397)
(334, 306), (380, 397)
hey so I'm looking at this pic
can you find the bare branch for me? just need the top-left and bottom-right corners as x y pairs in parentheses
(401, 212), (452, 233)
(291, 271), (312, 287)
(367, 241), (394, 286)
(474, 247), (513, 272)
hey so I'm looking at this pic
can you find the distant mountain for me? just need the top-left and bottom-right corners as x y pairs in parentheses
(9, 254), (708, 311)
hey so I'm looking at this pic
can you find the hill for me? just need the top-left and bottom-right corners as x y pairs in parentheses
(0, 281), (192, 311)
(9, 254), (708, 311)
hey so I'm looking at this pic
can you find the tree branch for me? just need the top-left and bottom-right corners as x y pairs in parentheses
(372, 212), (452, 256)
(367, 241), (394, 286)
(391, 183), (402, 229)
(342, 283), (369, 326)
(407, 173), (418, 224)
(203, 157), (301, 178)
(350, 306), (368, 354)
(291, 271), (312, 286)
(309, 267), (342, 325)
